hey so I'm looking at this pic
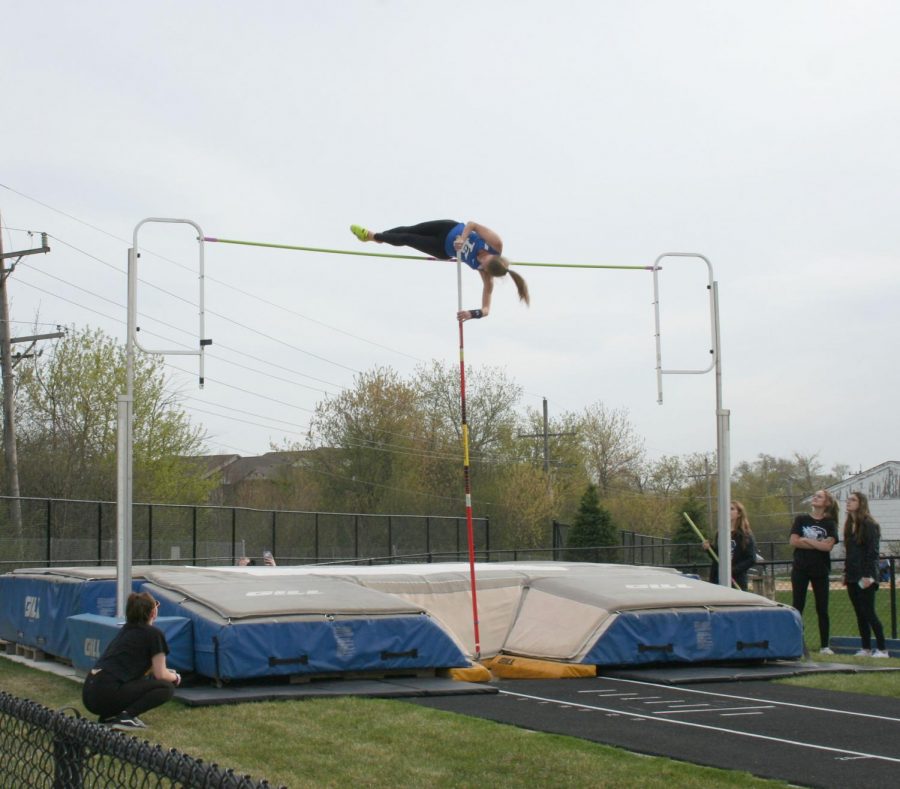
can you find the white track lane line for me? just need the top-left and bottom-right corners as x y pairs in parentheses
(653, 705), (775, 715)
(603, 676), (900, 723)
(497, 690), (900, 764)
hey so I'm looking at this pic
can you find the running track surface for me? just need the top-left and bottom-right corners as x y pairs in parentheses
(407, 677), (900, 788)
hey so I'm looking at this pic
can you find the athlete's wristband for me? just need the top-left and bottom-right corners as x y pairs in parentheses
(470, 309), (484, 319)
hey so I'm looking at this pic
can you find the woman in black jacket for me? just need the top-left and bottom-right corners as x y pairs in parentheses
(843, 491), (889, 658)
(704, 500), (757, 590)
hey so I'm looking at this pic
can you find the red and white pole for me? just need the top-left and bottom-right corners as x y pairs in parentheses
(457, 251), (481, 660)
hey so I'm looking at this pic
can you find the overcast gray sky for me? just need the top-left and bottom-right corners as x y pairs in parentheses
(2, 1), (898, 477)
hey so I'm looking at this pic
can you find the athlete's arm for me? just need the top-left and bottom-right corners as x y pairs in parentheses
(465, 222), (503, 253)
(456, 271), (494, 321)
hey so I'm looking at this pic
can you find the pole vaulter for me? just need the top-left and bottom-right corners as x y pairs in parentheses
(203, 221), (661, 657)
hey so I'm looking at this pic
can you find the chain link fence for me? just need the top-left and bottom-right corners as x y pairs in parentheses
(0, 496), (490, 572)
(0, 693), (280, 788)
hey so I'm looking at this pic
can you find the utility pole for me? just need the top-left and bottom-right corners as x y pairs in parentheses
(0, 220), (51, 540)
(517, 397), (577, 498)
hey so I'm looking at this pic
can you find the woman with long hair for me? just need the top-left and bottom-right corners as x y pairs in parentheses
(350, 220), (529, 321)
(703, 500), (757, 590)
(790, 489), (840, 654)
(843, 491), (889, 658)
(82, 592), (181, 730)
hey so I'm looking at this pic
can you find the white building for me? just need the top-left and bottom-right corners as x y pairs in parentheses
(827, 460), (900, 547)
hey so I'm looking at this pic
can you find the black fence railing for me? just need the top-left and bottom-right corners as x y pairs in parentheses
(1, 498), (894, 646)
(0, 496), (490, 572)
(0, 694), (279, 788)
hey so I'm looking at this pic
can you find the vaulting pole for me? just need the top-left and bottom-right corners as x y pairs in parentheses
(456, 251), (482, 660)
(683, 511), (739, 590)
(202, 236), (654, 270)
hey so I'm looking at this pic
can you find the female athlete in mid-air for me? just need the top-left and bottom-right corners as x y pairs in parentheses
(350, 220), (529, 320)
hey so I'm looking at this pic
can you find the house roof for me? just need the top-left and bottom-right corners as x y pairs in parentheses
(187, 451), (312, 486)
(826, 460), (900, 500)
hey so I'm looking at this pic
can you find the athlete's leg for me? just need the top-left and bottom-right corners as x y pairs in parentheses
(374, 220), (457, 258)
(116, 677), (175, 717)
(856, 583), (886, 651)
(848, 583), (872, 650)
(790, 567), (808, 613)
(810, 574), (830, 649)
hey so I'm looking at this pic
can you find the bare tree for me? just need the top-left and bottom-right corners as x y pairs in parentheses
(578, 403), (645, 496)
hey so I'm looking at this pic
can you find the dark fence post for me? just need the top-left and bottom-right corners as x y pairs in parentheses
(147, 504), (153, 565)
(96, 502), (103, 566)
(191, 506), (198, 566)
(271, 510), (277, 557)
(52, 722), (86, 789)
(354, 514), (359, 560)
(387, 515), (393, 563)
(425, 516), (431, 560)
(230, 508), (236, 565)
(890, 558), (897, 639)
(314, 512), (319, 563)
(46, 499), (52, 566)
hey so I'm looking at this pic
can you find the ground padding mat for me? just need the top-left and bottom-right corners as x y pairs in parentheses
(174, 676), (497, 706)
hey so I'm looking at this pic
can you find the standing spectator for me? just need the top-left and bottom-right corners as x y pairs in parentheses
(790, 489), (840, 655)
(703, 501), (757, 590)
(843, 491), (889, 658)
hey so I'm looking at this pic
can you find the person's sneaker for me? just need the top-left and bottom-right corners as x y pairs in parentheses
(872, 649), (890, 659)
(350, 224), (369, 242)
(819, 647), (835, 655)
(102, 713), (147, 731)
(854, 649), (872, 657)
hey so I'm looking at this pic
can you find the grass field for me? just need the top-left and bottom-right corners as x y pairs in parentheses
(2, 655), (899, 788)
(773, 583), (897, 652)
(0, 658), (803, 789)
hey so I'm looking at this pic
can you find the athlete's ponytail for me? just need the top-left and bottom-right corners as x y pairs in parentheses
(508, 268), (530, 305)
(486, 256), (530, 306)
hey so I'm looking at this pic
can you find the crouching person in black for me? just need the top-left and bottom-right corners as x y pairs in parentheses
(82, 592), (181, 731)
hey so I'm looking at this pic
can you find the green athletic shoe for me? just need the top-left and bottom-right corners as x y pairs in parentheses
(350, 224), (369, 242)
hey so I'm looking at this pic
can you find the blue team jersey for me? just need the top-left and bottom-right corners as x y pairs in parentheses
(443, 222), (500, 270)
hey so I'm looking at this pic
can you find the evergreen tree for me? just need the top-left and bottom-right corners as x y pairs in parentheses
(565, 484), (617, 562)
(670, 492), (708, 568)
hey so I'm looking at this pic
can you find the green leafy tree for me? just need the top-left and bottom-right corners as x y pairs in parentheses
(565, 484), (617, 562)
(414, 360), (523, 457)
(13, 325), (212, 504)
(302, 366), (435, 514)
(731, 452), (845, 543)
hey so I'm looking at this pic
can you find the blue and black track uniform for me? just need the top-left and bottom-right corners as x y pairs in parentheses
(374, 220), (500, 269)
